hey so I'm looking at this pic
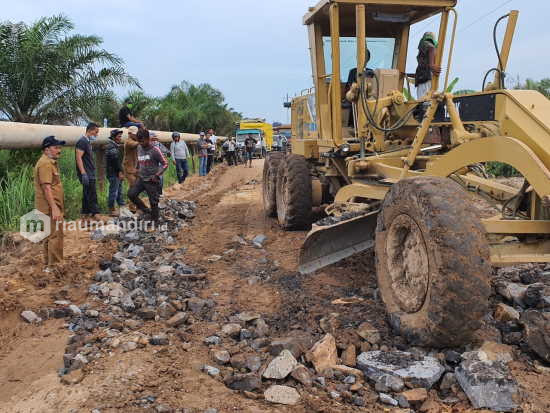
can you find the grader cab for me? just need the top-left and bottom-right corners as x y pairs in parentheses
(263, 0), (550, 347)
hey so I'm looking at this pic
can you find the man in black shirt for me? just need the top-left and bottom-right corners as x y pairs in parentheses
(119, 99), (144, 128)
(105, 129), (125, 215)
(244, 134), (257, 168)
(75, 122), (100, 217)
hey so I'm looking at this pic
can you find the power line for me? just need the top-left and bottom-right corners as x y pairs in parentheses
(458, 0), (514, 33)
(411, 0), (515, 41)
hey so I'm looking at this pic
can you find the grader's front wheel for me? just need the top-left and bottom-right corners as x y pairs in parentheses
(375, 177), (491, 347)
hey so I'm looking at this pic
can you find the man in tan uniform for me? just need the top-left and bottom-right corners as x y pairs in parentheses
(123, 126), (139, 211)
(34, 136), (66, 266)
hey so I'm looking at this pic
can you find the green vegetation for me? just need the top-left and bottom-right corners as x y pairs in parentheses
(101, 83), (241, 137)
(485, 162), (519, 178)
(516, 78), (550, 98)
(0, 14), (237, 232)
(0, 14), (138, 124)
(0, 148), (199, 232)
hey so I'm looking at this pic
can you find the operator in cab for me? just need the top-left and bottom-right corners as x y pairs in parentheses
(345, 48), (372, 94)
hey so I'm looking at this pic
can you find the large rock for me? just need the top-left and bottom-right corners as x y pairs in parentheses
(237, 311), (261, 322)
(187, 297), (207, 314)
(496, 282), (527, 307)
(202, 365), (220, 377)
(121, 294), (135, 312)
(230, 353), (248, 370)
(521, 310), (550, 362)
(400, 388), (428, 405)
(524, 283), (550, 308)
(378, 393), (398, 406)
(246, 355), (262, 372)
(20, 310), (42, 324)
(252, 234), (267, 248)
(157, 302), (176, 319)
(291, 365), (312, 386)
(263, 350), (298, 379)
(212, 350), (230, 365)
(166, 312), (188, 327)
(478, 341), (514, 363)
(307, 334), (338, 373)
(374, 374), (405, 393)
(269, 337), (303, 359)
(356, 322), (381, 344)
(494, 303), (520, 323)
(341, 345), (356, 367)
(455, 352), (519, 412)
(224, 373), (261, 391)
(60, 369), (84, 385)
(356, 351), (444, 389)
(264, 385), (301, 405)
(221, 323), (242, 339)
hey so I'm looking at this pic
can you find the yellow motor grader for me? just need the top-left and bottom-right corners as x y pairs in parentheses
(263, 0), (550, 347)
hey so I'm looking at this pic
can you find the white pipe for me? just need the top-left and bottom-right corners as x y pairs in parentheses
(0, 121), (224, 149)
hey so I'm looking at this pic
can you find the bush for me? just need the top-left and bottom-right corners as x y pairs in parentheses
(485, 162), (520, 178)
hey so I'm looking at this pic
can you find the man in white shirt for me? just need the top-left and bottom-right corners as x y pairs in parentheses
(170, 132), (190, 183)
(223, 138), (237, 166)
(208, 128), (218, 146)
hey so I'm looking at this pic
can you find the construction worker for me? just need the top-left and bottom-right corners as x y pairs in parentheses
(75, 122), (100, 218)
(123, 126), (140, 211)
(105, 129), (125, 215)
(128, 129), (168, 222)
(415, 32), (441, 99)
(34, 136), (66, 267)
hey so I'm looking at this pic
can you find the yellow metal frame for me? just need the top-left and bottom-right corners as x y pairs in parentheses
(293, 0), (550, 265)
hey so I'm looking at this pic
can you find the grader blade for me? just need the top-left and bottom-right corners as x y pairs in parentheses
(299, 211), (379, 274)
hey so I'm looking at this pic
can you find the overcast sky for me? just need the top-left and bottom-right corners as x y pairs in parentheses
(4, 0), (549, 125)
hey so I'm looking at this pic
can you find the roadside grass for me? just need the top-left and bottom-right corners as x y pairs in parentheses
(0, 148), (200, 232)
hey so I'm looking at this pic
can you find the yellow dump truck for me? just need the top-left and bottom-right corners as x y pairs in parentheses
(236, 119), (274, 156)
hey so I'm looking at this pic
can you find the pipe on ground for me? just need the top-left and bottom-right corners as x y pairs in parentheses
(0, 121), (223, 149)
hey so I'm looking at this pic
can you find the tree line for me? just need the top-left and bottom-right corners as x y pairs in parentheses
(0, 14), (240, 136)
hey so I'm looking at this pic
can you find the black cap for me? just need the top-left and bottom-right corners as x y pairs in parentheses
(42, 136), (66, 149)
(110, 129), (123, 138)
(172, 132), (180, 139)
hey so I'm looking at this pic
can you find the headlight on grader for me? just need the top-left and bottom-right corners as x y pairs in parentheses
(339, 144), (351, 155)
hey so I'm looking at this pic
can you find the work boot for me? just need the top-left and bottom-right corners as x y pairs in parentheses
(151, 206), (160, 223)
(109, 208), (118, 216)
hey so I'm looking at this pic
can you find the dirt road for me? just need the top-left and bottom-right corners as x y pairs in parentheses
(0, 159), (548, 413)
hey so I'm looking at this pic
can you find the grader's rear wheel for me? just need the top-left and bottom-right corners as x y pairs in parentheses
(276, 154), (312, 230)
(375, 177), (491, 347)
(262, 152), (285, 217)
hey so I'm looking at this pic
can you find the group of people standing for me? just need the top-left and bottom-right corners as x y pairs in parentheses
(220, 134), (257, 168)
(196, 129), (218, 176)
(32, 121), (193, 269)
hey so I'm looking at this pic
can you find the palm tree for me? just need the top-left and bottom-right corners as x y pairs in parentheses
(0, 14), (139, 124)
(129, 81), (241, 135)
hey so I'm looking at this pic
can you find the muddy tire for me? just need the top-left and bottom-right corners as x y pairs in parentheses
(375, 177), (491, 347)
(276, 154), (312, 230)
(262, 152), (285, 217)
